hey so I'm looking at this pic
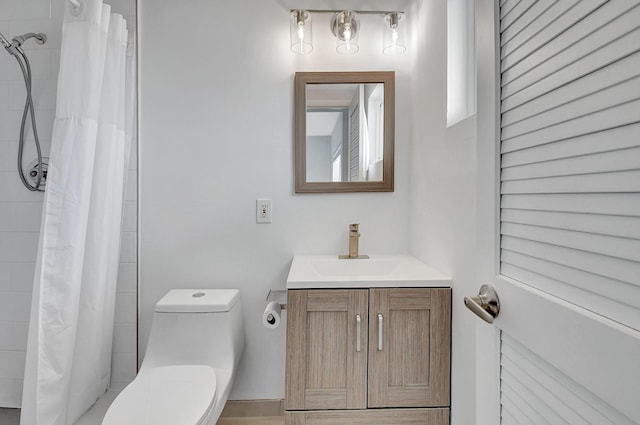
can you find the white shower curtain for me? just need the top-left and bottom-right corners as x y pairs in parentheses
(20, 1), (134, 424)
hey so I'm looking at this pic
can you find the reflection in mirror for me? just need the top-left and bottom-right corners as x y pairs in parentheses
(306, 83), (384, 183)
(295, 72), (394, 193)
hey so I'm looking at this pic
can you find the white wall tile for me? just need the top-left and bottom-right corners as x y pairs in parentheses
(124, 170), (137, 201)
(0, 82), (8, 111)
(116, 262), (136, 294)
(114, 293), (136, 324)
(12, 322), (28, 351)
(0, 0), (52, 20)
(0, 379), (20, 407)
(10, 262), (35, 293)
(112, 323), (136, 354)
(110, 353), (136, 384)
(10, 202), (43, 232)
(0, 204), (10, 231)
(0, 142), (10, 171)
(0, 324), (14, 350)
(0, 351), (25, 380)
(0, 293), (31, 322)
(0, 263), (10, 292)
(122, 200), (136, 232)
(119, 231), (136, 263)
(0, 232), (39, 262)
(0, 109), (21, 140)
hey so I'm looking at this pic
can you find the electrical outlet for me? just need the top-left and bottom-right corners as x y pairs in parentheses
(256, 199), (272, 223)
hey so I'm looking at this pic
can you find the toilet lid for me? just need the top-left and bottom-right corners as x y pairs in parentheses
(102, 365), (217, 425)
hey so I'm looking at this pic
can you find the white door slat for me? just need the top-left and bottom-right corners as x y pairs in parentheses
(501, 235), (640, 285)
(501, 370), (573, 425)
(501, 261), (640, 331)
(502, 249), (640, 300)
(502, 366), (593, 425)
(502, 335), (637, 425)
(501, 99), (640, 153)
(501, 193), (640, 216)
(501, 209), (640, 239)
(502, 123), (640, 167)
(502, 23), (640, 104)
(501, 0), (556, 44)
(502, 76), (640, 139)
(502, 52), (640, 123)
(501, 410), (530, 425)
(501, 146), (640, 181)
(501, 222), (640, 262)
(501, 251), (640, 307)
(501, 170), (640, 194)
(502, 1), (640, 86)
(501, 0), (607, 70)
(501, 0), (539, 32)
(501, 386), (551, 425)
(500, 0), (522, 18)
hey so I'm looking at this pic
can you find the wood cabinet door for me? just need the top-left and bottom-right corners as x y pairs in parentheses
(286, 289), (369, 410)
(368, 288), (451, 408)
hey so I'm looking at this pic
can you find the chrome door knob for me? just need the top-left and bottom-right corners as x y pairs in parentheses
(464, 284), (500, 324)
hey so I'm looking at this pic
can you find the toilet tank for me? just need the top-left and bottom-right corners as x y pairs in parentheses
(141, 289), (245, 374)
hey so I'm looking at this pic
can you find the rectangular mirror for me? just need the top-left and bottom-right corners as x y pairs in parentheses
(295, 71), (395, 193)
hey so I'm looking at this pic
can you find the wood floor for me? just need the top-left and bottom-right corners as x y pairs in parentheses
(218, 417), (284, 425)
(0, 408), (284, 425)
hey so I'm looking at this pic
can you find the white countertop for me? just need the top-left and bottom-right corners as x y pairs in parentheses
(286, 254), (452, 289)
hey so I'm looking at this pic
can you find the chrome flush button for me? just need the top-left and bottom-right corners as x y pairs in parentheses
(192, 292), (206, 298)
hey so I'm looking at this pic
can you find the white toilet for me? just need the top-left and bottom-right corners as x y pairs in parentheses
(102, 289), (244, 425)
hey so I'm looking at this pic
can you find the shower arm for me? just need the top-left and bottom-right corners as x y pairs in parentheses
(0, 32), (11, 49)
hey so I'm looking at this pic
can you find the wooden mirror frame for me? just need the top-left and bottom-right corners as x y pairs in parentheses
(294, 71), (395, 193)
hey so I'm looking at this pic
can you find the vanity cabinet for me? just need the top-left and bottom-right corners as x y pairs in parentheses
(285, 287), (451, 425)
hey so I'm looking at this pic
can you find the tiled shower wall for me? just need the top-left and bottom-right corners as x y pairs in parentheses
(0, 0), (137, 407)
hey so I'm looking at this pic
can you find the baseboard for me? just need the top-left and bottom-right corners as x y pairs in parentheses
(221, 400), (284, 418)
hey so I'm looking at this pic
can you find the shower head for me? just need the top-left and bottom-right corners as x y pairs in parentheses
(1, 32), (47, 57)
(12, 33), (47, 47)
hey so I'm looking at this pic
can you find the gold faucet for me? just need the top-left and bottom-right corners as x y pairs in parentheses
(339, 224), (369, 259)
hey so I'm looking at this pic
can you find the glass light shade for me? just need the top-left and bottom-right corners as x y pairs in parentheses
(383, 13), (407, 56)
(332, 11), (359, 55)
(290, 10), (313, 54)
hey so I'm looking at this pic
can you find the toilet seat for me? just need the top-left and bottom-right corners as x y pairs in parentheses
(102, 365), (217, 425)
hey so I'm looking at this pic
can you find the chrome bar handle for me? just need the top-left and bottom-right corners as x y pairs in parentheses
(356, 314), (362, 352)
(377, 313), (383, 351)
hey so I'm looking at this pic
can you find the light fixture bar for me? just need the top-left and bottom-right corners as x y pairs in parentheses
(292, 9), (404, 16)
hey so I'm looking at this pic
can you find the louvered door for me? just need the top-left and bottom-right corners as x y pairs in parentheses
(475, 0), (640, 423)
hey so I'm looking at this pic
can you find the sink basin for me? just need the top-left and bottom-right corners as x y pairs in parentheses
(311, 258), (400, 277)
(286, 255), (452, 289)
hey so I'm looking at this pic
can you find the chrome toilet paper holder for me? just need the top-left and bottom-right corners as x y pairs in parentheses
(266, 289), (287, 309)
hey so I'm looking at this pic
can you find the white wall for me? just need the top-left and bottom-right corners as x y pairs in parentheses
(409, 1), (477, 425)
(0, 0), (137, 407)
(138, 0), (413, 400)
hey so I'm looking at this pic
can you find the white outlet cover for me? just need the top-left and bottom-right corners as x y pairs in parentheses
(256, 199), (272, 223)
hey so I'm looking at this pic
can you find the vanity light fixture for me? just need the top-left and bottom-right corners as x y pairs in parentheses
(289, 9), (407, 56)
(331, 11), (360, 55)
(290, 10), (313, 54)
(383, 12), (407, 56)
